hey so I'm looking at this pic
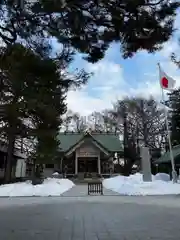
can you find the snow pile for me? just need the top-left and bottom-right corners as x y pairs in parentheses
(52, 172), (60, 176)
(103, 173), (180, 196)
(154, 173), (170, 182)
(0, 178), (74, 197)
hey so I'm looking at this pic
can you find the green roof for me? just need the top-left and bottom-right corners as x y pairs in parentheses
(155, 145), (180, 164)
(57, 132), (123, 153)
(92, 134), (122, 152)
(58, 133), (82, 152)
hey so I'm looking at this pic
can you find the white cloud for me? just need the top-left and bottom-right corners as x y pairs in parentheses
(67, 91), (109, 115)
(67, 60), (125, 114)
(66, 60), (163, 115)
(86, 60), (125, 88)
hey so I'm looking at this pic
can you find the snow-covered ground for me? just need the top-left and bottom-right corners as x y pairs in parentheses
(0, 178), (74, 197)
(103, 173), (180, 196)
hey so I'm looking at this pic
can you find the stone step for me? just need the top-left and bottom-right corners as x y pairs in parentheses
(72, 178), (102, 184)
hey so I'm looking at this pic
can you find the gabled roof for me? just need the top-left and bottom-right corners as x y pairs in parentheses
(155, 145), (180, 164)
(57, 132), (123, 153)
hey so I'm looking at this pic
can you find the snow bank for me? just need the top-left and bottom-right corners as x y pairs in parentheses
(103, 173), (180, 196)
(0, 178), (74, 197)
(52, 172), (60, 176)
(154, 173), (170, 182)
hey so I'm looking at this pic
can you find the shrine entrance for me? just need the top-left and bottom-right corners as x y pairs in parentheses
(75, 141), (101, 175)
(78, 157), (98, 173)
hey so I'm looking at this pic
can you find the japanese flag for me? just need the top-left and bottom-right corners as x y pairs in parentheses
(159, 64), (176, 90)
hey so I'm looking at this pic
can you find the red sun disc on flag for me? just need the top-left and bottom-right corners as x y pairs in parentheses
(161, 77), (168, 88)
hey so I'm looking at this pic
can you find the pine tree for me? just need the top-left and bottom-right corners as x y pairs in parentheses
(0, 0), (179, 62)
(0, 43), (89, 183)
(168, 42), (180, 146)
(0, 44), (31, 182)
(167, 89), (180, 146)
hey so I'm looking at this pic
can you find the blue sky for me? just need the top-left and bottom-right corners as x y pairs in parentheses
(55, 12), (180, 115)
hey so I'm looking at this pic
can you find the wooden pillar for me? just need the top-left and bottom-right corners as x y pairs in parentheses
(75, 153), (78, 175)
(98, 154), (101, 174)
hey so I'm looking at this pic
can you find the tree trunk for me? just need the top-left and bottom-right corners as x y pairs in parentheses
(140, 100), (148, 146)
(123, 160), (134, 176)
(31, 162), (35, 179)
(123, 108), (129, 174)
(31, 161), (37, 185)
(5, 134), (16, 183)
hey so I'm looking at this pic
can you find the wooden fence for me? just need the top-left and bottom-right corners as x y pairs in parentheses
(88, 182), (103, 195)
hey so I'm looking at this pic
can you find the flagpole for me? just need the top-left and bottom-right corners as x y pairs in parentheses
(158, 63), (177, 183)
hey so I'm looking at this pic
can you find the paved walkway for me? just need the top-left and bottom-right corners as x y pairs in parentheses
(0, 195), (180, 239)
(61, 184), (120, 197)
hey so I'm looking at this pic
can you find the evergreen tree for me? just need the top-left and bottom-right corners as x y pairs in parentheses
(167, 89), (180, 146)
(167, 44), (180, 146)
(0, 44), (31, 182)
(0, 0), (179, 62)
(0, 43), (89, 182)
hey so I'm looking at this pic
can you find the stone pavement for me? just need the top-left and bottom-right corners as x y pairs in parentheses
(0, 195), (180, 239)
(61, 184), (88, 197)
(61, 184), (120, 197)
